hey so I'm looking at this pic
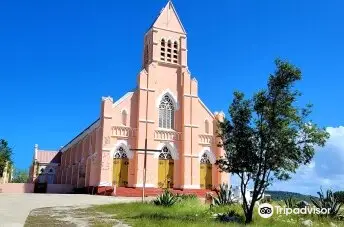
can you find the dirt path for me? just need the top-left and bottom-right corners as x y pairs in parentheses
(0, 193), (141, 226)
(25, 205), (130, 227)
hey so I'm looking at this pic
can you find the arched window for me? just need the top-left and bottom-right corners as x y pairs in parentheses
(200, 153), (210, 164)
(159, 95), (175, 129)
(166, 40), (172, 62)
(205, 120), (209, 134)
(122, 110), (127, 126)
(159, 146), (173, 160)
(160, 39), (166, 61)
(114, 146), (127, 159)
(173, 41), (178, 64)
(173, 41), (178, 49)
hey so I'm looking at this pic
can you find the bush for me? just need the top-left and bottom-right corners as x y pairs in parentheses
(212, 183), (233, 206)
(310, 188), (343, 218)
(216, 210), (243, 223)
(153, 189), (179, 207)
(11, 169), (29, 183)
(334, 191), (344, 204)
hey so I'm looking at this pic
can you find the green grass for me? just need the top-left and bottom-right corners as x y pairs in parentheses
(88, 198), (344, 227)
(24, 198), (344, 227)
(88, 198), (229, 227)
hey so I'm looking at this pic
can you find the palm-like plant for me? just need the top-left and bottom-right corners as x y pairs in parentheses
(153, 189), (178, 207)
(212, 183), (233, 206)
(310, 188), (342, 217)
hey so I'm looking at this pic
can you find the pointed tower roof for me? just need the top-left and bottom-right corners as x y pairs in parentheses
(151, 1), (186, 34)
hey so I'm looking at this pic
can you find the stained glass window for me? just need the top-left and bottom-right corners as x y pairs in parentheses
(114, 146), (127, 159)
(200, 153), (210, 164)
(159, 147), (173, 160)
(159, 95), (174, 129)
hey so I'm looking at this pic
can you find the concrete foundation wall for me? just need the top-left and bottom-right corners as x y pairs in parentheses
(0, 183), (73, 194)
(0, 183), (34, 193)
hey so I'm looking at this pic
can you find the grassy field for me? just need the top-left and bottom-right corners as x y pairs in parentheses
(24, 196), (344, 227)
(86, 198), (344, 227)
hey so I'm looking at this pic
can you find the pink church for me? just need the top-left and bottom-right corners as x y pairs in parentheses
(29, 1), (229, 194)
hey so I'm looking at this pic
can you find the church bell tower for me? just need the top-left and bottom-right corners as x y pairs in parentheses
(143, 1), (187, 69)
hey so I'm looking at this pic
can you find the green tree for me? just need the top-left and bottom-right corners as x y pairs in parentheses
(334, 191), (344, 204)
(12, 169), (29, 183)
(0, 139), (13, 178)
(216, 59), (329, 224)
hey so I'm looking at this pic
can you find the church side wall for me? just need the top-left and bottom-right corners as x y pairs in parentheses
(59, 120), (102, 189)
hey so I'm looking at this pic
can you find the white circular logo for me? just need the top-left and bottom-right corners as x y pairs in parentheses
(258, 203), (274, 218)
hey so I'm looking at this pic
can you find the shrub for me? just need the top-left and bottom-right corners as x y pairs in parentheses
(212, 183), (233, 206)
(216, 210), (243, 223)
(153, 189), (178, 207)
(310, 188), (343, 217)
(334, 191), (344, 204)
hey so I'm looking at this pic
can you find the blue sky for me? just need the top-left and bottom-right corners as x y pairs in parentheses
(0, 0), (343, 195)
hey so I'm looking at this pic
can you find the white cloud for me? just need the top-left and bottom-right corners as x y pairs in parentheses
(270, 126), (344, 195)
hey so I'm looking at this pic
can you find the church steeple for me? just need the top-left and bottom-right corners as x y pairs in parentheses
(152, 1), (186, 34)
(143, 1), (187, 69)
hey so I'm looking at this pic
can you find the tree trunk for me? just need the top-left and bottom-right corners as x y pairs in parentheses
(244, 201), (256, 224)
(245, 208), (253, 224)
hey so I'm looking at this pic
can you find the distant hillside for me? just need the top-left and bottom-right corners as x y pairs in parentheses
(265, 190), (315, 202)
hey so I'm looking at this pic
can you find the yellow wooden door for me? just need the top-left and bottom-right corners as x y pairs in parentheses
(158, 159), (174, 188)
(200, 163), (212, 189)
(167, 160), (174, 188)
(113, 159), (121, 186)
(206, 164), (212, 189)
(120, 159), (129, 186)
(158, 159), (166, 188)
(200, 163), (206, 189)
